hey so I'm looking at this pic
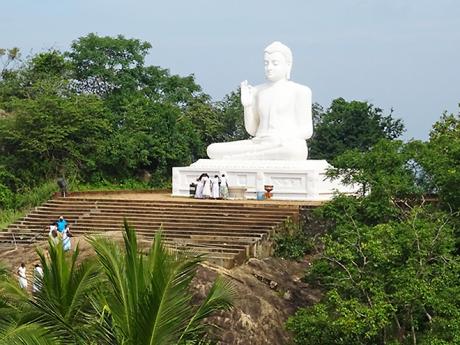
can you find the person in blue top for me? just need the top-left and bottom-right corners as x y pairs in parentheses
(56, 216), (68, 233)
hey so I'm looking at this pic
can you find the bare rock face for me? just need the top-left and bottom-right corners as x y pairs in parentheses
(192, 257), (321, 345)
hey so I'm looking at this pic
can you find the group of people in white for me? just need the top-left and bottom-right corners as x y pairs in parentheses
(17, 215), (73, 291)
(194, 173), (229, 199)
(47, 215), (72, 251)
(17, 262), (43, 293)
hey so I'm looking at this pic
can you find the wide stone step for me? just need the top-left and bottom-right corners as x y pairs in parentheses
(75, 217), (279, 226)
(70, 228), (266, 241)
(25, 210), (295, 224)
(8, 227), (272, 242)
(0, 232), (41, 244)
(1, 229), (253, 247)
(7, 227), (273, 242)
(15, 221), (277, 233)
(24, 212), (290, 223)
(35, 205), (297, 218)
(61, 196), (296, 208)
(47, 199), (299, 211)
(7, 223), (271, 236)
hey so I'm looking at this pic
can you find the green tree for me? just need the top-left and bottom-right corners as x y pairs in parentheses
(0, 47), (20, 76)
(415, 110), (460, 211)
(67, 33), (205, 110)
(288, 112), (460, 344)
(0, 34), (223, 190)
(309, 98), (404, 160)
(95, 99), (200, 179)
(0, 88), (111, 186)
(326, 139), (427, 224)
(183, 96), (224, 155)
(67, 33), (151, 97)
(288, 204), (460, 345)
(67, 33), (214, 166)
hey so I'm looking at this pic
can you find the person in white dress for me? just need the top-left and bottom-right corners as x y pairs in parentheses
(220, 174), (229, 199)
(48, 222), (57, 236)
(48, 223), (60, 245)
(202, 174), (212, 199)
(62, 226), (72, 252)
(194, 173), (205, 199)
(211, 175), (220, 199)
(17, 263), (27, 289)
(33, 264), (44, 293)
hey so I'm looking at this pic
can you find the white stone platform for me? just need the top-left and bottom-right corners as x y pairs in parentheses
(172, 159), (356, 201)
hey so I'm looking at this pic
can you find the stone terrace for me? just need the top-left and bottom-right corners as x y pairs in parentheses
(0, 191), (321, 268)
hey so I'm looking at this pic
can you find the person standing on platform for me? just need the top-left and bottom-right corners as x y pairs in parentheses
(33, 264), (44, 293)
(57, 177), (68, 197)
(220, 174), (229, 199)
(48, 222), (58, 236)
(62, 226), (72, 252)
(211, 175), (220, 199)
(17, 263), (28, 289)
(56, 216), (68, 234)
(202, 174), (212, 199)
(194, 173), (205, 199)
(49, 227), (60, 245)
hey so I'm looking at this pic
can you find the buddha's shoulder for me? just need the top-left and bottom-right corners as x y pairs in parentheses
(287, 81), (311, 95)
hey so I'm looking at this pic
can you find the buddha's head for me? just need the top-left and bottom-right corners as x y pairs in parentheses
(264, 41), (293, 82)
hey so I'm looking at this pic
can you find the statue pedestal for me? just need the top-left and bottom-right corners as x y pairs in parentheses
(172, 159), (357, 201)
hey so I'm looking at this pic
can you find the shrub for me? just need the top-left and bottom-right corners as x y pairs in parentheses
(274, 218), (313, 260)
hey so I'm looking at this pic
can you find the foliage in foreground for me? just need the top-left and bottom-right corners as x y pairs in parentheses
(0, 222), (234, 344)
(288, 203), (460, 345)
(287, 112), (460, 344)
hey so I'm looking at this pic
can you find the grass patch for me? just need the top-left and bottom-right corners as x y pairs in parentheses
(0, 209), (25, 230)
(0, 180), (57, 230)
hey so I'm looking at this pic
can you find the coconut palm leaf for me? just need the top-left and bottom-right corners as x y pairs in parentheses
(0, 320), (57, 345)
(0, 263), (57, 345)
(26, 240), (103, 344)
(88, 220), (235, 345)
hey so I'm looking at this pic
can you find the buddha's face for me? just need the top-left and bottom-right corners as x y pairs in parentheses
(264, 52), (290, 82)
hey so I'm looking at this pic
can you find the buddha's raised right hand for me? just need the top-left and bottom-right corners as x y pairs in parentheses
(240, 80), (253, 107)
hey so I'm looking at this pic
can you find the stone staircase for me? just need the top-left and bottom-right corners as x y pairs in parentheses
(1, 195), (301, 268)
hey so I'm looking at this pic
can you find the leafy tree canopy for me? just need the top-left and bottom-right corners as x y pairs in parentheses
(288, 110), (460, 344)
(309, 98), (404, 160)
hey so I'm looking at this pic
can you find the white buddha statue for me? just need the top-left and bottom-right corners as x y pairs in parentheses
(207, 41), (313, 160)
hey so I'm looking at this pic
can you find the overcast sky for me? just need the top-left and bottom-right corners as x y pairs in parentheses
(2, 0), (459, 140)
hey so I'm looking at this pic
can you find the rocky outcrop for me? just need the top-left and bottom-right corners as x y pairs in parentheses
(193, 257), (321, 345)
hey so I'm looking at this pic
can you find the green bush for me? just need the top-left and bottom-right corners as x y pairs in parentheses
(0, 209), (25, 231)
(274, 218), (313, 260)
(75, 178), (152, 192)
(0, 180), (57, 230)
(13, 180), (57, 210)
(0, 183), (14, 209)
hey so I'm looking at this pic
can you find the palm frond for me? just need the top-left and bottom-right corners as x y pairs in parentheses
(0, 319), (57, 345)
(90, 221), (234, 345)
(29, 239), (101, 343)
